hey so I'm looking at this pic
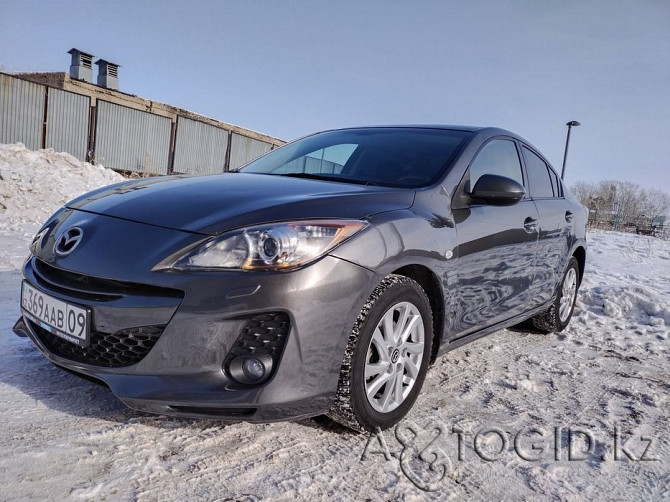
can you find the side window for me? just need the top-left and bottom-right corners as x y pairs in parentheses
(468, 139), (524, 190)
(522, 146), (554, 198)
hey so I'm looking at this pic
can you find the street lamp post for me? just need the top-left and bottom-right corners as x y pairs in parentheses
(561, 120), (581, 180)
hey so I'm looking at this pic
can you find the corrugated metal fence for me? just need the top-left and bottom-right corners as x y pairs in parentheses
(0, 74), (44, 150)
(173, 116), (229, 175)
(0, 72), (279, 173)
(96, 101), (171, 174)
(46, 88), (90, 161)
(229, 133), (274, 171)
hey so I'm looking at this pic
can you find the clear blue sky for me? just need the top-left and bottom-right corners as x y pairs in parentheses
(2, 0), (669, 193)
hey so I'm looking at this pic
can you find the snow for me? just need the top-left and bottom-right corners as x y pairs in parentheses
(0, 144), (668, 500)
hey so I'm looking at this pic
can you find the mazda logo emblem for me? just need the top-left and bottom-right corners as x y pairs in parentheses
(54, 227), (84, 256)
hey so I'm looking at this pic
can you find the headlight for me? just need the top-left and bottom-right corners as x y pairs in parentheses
(162, 219), (367, 271)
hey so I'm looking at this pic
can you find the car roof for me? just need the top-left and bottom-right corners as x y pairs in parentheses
(330, 124), (483, 133)
(326, 124), (528, 138)
(320, 125), (546, 165)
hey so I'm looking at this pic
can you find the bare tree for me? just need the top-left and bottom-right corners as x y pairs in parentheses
(640, 188), (670, 222)
(571, 181), (595, 206)
(612, 181), (643, 224)
(571, 180), (670, 232)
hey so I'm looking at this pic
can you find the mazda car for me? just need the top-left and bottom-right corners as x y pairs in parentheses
(14, 126), (587, 431)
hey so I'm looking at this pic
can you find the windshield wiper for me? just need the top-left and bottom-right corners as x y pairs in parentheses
(274, 172), (377, 186)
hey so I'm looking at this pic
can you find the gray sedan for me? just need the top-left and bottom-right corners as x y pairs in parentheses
(14, 126), (587, 431)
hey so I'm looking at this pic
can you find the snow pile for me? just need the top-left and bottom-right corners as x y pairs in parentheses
(0, 143), (125, 228)
(0, 144), (668, 500)
(0, 143), (125, 270)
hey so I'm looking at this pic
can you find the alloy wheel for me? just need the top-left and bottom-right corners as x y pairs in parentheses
(364, 301), (425, 413)
(559, 267), (578, 323)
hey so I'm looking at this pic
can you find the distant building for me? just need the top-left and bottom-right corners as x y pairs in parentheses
(2, 48), (284, 175)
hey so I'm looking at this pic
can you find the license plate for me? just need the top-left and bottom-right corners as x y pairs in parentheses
(21, 281), (90, 347)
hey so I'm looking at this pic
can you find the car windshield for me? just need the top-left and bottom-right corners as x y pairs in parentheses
(239, 128), (471, 188)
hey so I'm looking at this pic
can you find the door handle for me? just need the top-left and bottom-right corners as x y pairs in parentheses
(565, 211), (574, 223)
(524, 217), (538, 233)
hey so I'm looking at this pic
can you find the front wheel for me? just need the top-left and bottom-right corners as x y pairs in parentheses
(531, 257), (580, 332)
(328, 275), (433, 432)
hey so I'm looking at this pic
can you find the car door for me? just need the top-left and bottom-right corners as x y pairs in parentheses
(521, 145), (573, 306)
(450, 138), (540, 338)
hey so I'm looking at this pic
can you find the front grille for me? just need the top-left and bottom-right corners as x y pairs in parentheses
(224, 312), (290, 384)
(28, 320), (165, 367)
(227, 312), (290, 359)
(32, 259), (183, 301)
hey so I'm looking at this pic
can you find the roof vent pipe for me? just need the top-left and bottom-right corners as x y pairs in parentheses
(67, 48), (94, 83)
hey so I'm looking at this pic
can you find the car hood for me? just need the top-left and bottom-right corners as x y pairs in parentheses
(66, 173), (415, 235)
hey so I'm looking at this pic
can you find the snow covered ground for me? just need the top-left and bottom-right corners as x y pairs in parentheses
(0, 144), (668, 500)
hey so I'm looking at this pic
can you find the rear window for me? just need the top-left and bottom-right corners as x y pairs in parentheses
(549, 167), (563, 197)
(241, 128), (471, 188)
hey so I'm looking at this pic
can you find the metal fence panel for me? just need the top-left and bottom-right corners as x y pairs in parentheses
(0, 74), (45, 149)
(173, 117), (228, 174)
(46, 88), (90, 161)
(229, 133), (272, 170)
(304, 157), (339, 174)
(95, 100), (171, 174)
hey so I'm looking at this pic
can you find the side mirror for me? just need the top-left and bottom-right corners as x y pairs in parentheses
(469, 174), (525, 206)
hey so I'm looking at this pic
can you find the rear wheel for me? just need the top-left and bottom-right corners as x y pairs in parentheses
(532, 257), (580, 332)
(328, 275), (433, 432)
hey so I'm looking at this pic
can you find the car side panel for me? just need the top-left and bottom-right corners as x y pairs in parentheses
(528, 198), (574, 305)
(451, 200), (540, 338)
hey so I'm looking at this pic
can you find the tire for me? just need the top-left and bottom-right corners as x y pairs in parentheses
(328, 274), (433, 432)
(531, 257), (580, 333)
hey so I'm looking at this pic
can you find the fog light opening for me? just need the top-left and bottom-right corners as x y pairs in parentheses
(228, 354), (274, 385)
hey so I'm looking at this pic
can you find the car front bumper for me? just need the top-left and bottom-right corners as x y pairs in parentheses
(18, 248), (377, 422)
